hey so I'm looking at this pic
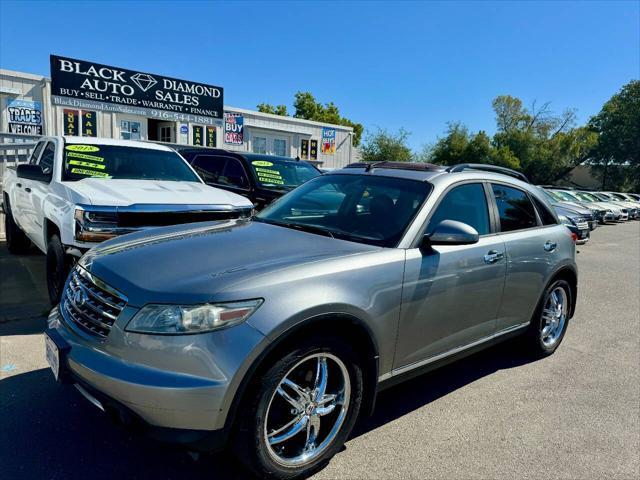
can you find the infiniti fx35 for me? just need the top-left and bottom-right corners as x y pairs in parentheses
(45, 162), (577, 479)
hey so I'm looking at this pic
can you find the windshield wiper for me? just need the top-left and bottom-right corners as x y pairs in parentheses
(254, 218), (334, 238)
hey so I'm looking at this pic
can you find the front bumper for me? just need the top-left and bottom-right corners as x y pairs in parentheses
(46, 305), (265, 433)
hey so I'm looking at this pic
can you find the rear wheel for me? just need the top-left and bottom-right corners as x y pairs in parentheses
(233, 337), (363, 479)
(524, 279), (571, 356)
(4, 202), (31, 254)
(46, 234), (72, 305)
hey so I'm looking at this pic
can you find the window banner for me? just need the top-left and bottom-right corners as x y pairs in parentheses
(206, 126), (216, 147)
(321, 128), (336, 155)
(63, 109), (79, 136)
(310, 139), (318, 160)
(6, 99), (43, 135)
(224, 112), (244, 145)
(193, 125), (204, 146)
(300, 139), (309, 159)
(81, 110), (97, 137)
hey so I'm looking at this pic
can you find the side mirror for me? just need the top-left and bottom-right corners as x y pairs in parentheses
(17, 164), (51, 183)
(423, 220), (479, 247)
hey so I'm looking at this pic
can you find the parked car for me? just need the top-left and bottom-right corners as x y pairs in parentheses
(45, 162), (577, 479)
(537, 187), (599, 231)
(600, 192), (640, 219)
(172, 147), (321, 210)
(2, 136), (253, 304)
(553, 204), (591, 244)
(627, 193), (640, 202)
(551, 189), (625, 222)
(570, 191), (618, 222)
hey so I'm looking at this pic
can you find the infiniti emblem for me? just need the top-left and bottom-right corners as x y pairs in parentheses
(73, 288), (87, 307)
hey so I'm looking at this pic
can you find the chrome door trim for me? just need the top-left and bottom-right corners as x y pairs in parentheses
(378, 321), (530, 382)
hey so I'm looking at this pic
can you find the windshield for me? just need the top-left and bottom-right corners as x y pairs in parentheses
(594, 193), (612, 201)
(256, 174), (432, 247)
(540, 189), (560, 202)
(62, 144), (200, 182)
(575, 192), (597, 202)
(609, 193), (627, 201)
(248, 158), (320, 189)
(551, 190), (579, 202)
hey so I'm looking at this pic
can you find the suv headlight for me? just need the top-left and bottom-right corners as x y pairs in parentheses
(557, 215), (575, 226)
(126, 300), (263, 334)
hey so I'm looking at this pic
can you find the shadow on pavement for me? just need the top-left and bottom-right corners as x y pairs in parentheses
(0, 338), (535, 480)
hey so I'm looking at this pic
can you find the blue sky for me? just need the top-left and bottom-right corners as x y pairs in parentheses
(1, 0), (638, 149)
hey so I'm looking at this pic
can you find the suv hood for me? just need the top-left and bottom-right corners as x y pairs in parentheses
(64, 178), (253, 208)
(81, 220), (378, 307)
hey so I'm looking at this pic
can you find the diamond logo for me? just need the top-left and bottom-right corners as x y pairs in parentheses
(130, 73), (158, 92)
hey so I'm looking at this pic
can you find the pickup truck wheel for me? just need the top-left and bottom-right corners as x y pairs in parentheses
(5, 205), (31, 254)
(524, 279), (571, 357)
(46, 235), (72, 305)
(233, 337), (363, 479)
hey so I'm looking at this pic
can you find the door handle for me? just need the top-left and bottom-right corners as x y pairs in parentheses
(24, 187), (32, 193)
(484, 250), (504, 264)
(544, 241), (557, 252)
(16, 183), (22, 188)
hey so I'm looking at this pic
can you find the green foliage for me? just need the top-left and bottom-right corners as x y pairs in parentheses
(257, 92), (363, 146)
(361, 128), (413, 163)
(424, 95), (597, 184)
(293, 92), (363, 146)
(587, 80), (640, 190)
(256, 103), (288, 116)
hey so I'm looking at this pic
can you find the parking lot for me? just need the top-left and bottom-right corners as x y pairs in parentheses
(0, 221), (638, 479)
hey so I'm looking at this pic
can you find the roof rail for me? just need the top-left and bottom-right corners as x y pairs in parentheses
(345, 161), (445, 172)
(446, 163), (529, 183)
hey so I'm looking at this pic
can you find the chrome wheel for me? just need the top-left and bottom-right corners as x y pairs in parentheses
(264, 353), (351, 467)
(540, 286), (568, 347)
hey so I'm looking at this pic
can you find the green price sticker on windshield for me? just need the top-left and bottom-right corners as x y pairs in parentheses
(66, 145), (100, 153)
(252, 160), (273, 167)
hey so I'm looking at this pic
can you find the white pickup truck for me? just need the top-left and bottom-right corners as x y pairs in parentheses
(2, 136), (253, 304)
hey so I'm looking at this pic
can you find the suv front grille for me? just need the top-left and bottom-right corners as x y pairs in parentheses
(62, 267), (127, 338)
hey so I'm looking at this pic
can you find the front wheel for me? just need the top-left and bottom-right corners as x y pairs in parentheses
(524, 279), (572, 357)
(46, 235), (72, 306)
(233, 337), (363, 479)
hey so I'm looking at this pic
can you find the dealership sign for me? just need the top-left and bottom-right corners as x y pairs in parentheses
(224, 112), (244, 144)
(6, 99), (43, 135)
(50, 55), (224, 125)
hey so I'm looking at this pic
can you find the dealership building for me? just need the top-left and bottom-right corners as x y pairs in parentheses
(0, 56), (357, 169)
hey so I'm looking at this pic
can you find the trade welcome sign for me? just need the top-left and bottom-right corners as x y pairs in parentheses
(50, 55), (224, 125)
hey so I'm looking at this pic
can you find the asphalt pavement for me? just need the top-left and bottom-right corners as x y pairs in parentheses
(0, 221), (638, 479)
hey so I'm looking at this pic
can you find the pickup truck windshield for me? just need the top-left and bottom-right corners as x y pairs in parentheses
(256, 174), (431, 247)
(248, 159), (320, 189)
(62, 144), (200, 182)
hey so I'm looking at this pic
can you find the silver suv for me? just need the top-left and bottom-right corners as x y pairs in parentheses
(45, 162), (577, 479)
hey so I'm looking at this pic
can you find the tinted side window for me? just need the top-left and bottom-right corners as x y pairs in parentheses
(492, 184), (538, 232)
(531, 196), (557, 225)
(428, 183), (490, 235)
(38, 142), (55, 175)
(222, 158), (249, 189)
(29, 141), (46, 165)
(191, 155), (227, 184)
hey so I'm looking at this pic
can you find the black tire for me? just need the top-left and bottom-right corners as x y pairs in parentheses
(4, 201), (31, 254)
(524, 279), (572, 357)
(232, 336), (364, 480)
(46, 234), (72, 306)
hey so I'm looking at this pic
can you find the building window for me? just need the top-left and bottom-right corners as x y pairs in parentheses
(253, 136), (267, 154)
(120, 120), (141, 140)
(274, 138), (287, 156)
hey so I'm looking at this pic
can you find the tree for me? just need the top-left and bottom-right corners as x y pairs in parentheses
(361, 128), (413, 163)
(257, 92), (363, 146)
(256, 103), (288, 116)
(588, 80), (640, 190)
